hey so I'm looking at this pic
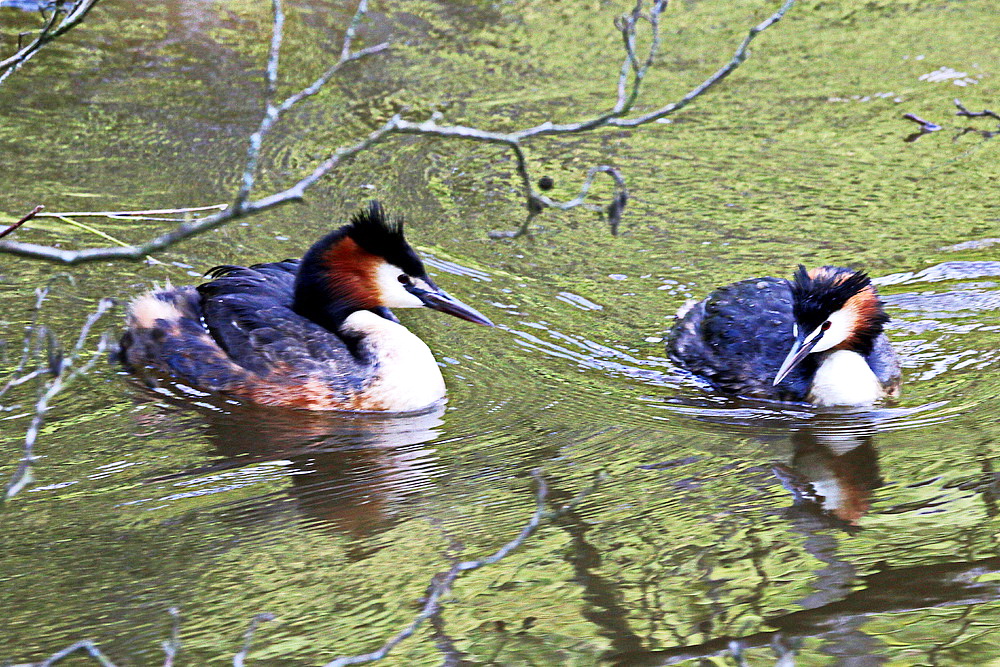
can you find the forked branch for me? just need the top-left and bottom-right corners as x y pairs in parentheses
(954, 98), (1000, 122)
(3, 297), (115, 501)
(0, 0), (796, 262)
(0, 0), (101, 85)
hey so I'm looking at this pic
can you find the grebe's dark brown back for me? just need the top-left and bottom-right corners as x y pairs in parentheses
(120, 201), (493, 411)
(667, 265), (900, 406)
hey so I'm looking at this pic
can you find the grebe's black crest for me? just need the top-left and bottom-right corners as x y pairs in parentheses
(346, 201), (425, 277)
(290, 200), (430, 329)
(791, 265), (889, 355)
(791, 265), (872, 331)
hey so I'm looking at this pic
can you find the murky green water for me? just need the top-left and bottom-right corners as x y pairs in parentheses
(1, 0), (999, 664)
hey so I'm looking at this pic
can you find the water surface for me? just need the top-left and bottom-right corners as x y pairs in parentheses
(1, 0), (999, 664)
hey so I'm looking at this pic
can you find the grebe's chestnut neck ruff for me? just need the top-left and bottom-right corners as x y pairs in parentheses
(121, 201), (493, 412)
(667, 265), (900, 406)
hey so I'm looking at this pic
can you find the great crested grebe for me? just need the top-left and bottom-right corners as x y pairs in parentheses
(120, 201), (493, 411)
(667, 265), (901, 406)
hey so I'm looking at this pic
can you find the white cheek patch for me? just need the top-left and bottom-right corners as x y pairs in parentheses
(374, 262), (425, 309)
(811, 308), (852, 353)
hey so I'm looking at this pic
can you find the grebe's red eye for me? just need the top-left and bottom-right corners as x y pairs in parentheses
(398, 274), (411, 285)
(821, 321), (832, 331)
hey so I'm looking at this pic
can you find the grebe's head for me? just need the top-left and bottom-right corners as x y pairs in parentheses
(294, 201), (493, 328)
(773, 265), (889, 386)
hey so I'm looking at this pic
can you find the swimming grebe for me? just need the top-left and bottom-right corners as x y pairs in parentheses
(667, 265), (901, 406)
(120, 201), (494, 411)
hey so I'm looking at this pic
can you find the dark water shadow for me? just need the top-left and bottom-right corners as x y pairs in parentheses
(133, 381), (446, 542)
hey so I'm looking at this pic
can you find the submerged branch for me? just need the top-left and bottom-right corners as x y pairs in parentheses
(320, 469), (604, 667)
(902, 98), (999, 142)
(232, 613), (277, 667)
(610, 555), (1000, 666)
(954, 98), (1000, 122)
(30, 640), (118, 667)
(0, 285), (51, 405)
(322, 562), (464, 667)
(21, 471), (603, 667)
(0, 0), (795, 259)
(161, 607), (181, 667)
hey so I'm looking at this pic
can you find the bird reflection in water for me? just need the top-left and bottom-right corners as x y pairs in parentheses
(659, 398), (886, 528)
(773, 422), (883, 528)
(139, 392), (445, 541)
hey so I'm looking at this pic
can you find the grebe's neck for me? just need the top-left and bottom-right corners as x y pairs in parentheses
(293, 229), (381, 332)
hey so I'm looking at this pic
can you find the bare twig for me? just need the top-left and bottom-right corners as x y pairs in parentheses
(903, 99), (999, 142)
(232, 613), (277, 667)
(0, 204), (44, 240)
(0, 115), (403, 264)
(20, 607), (181, 667)
(31, 204), (227, 220)
(372, 0), (795, 237)
(0, 0), (101, 85)
(0, 286), (54, 406)
(0, 0), (795, 260)
(322, 562), (464, 667)
(161, 607), (181, 667)
(4, 298), (115, 501)
(0, 0), (386, 264)
(902, 113), (942, 132)
(32, 640), (118, 667)
(233, 0), (389, 210)
(954, 98), (1000, 122)
(15, 471), (602, 666)
(321, 469), (604, 667)
(489, 166), (629, 238)
(902, 111), (943, 143)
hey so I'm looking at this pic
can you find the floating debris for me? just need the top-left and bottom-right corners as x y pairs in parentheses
(919, 66), (979, 86)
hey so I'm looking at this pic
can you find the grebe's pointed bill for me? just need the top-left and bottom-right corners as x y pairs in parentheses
(405, 283), (494, 327)
(773, 322), (826, 386)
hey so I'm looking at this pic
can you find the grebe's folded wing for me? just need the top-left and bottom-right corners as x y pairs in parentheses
(197, 260), (366, 383)
(671, 277), (813, 399)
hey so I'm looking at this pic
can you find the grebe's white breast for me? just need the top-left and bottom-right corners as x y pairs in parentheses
(340, 310), (446, 412)
(808, 349), (883, 407)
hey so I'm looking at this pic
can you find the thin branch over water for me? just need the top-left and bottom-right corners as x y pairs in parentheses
(0, 0), (101, 85)
(0, 0), (796, 263)
(3, 297), (115, 501)
(0, 204), (44, 240)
